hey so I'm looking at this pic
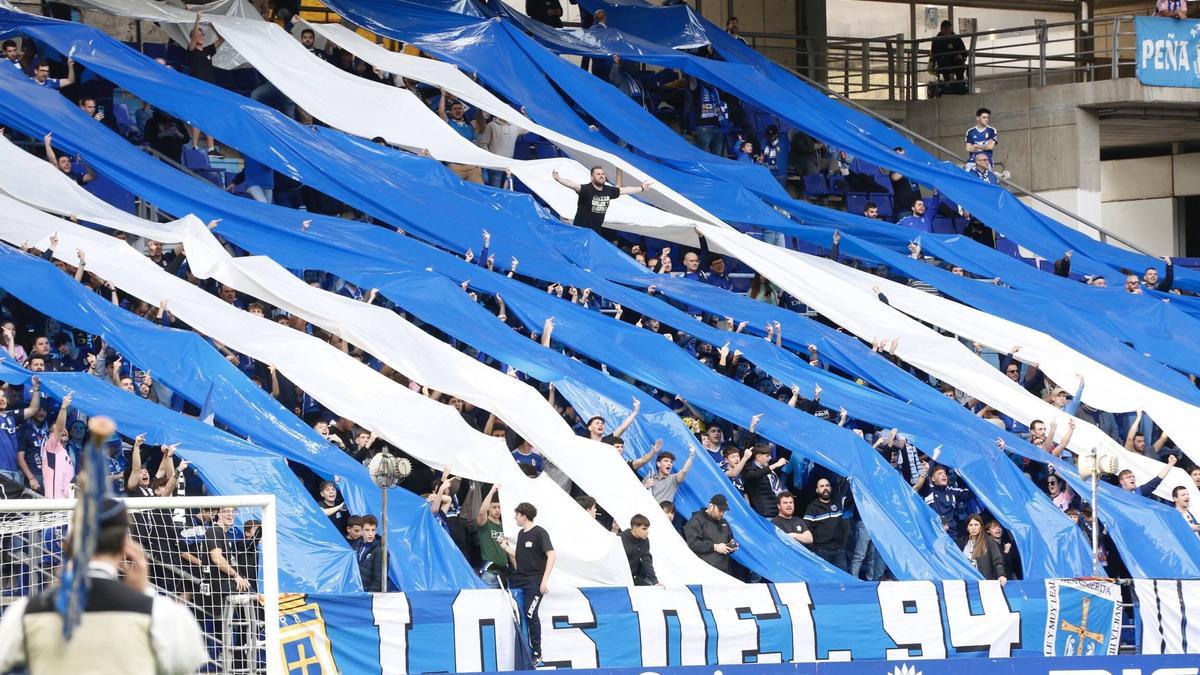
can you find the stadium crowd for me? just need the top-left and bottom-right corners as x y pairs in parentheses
(1, 2), (1198, 621)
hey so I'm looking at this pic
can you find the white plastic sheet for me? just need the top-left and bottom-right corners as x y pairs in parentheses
(0, 193), (636, 589)
(0, 137), (734, 587)
(695, 226), (1198, 510)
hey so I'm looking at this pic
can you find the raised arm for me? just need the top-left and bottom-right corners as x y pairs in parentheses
(126, 433), (145, 493)
(725, 448), (752, 478)
(43, 132), (57, 165)
(20, 376), (40, 420)
(52, 392), (73, 434)
(60, 59), (75, 88)
(1124, 409), (1143, 451)
(618, 179), (654, 195)
(540, 317), (555, 348)
(550, 169), (581, 193)
(630, 439), (661, 472)
(477, 484), (498, 527)
(610, 397), (641, 439)
(676, 445), (696, 481)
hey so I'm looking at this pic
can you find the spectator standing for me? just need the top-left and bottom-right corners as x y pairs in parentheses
(477, 116), (524, 188)
(683, 494), (736, 573)
(500, 502), (555, 666)
(620, 514), (658, 586)
(206, 506), (251, 597)
(965, 108), (998, 165)
(16, 404), (48, 494)
(438, 91), (484, 184)
(760, 125), (790, 187)
(888, 148), (923, 219)
(552, 167), (653, 234)
(771, 492), (813, 545)
(960, 514), (1007, 583)
(186, 14), (221, 156)
(30, 59), (75, 90)
(916, 466), (974, 539)
(642, 446), (696, 505)
(355, 514), (385, 591)
(476, 485), (509, 589)
(40, 393), (74, 499)
(2, 40), (23, 76)
(726, 16), (749, 46)
(686, 77), (729, 157)
(1143, 258), (1175, 292)
(318, 480), (349, 533)
(803, 478), (850, 572)
(0, 377), (39, 485)
(931, 20), (967, 95)
(742, 443), (787, 517)
(1172, 486), (1200, 538)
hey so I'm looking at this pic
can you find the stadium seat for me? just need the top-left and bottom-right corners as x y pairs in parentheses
(931, 217), (958, 235)
(802, 174), (830, 199)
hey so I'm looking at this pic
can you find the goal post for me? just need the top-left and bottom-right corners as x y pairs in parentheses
(0, 494), (280, 675)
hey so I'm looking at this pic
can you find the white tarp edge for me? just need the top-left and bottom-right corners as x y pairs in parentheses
(696, 225), (1198, 512)
(0, 136), (733, 587)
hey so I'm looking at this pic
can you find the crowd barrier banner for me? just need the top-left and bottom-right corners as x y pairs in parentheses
(1136, 17), (1200, 88)
(277, 580), (1127, 673)
(1132, 579), (1200, 654)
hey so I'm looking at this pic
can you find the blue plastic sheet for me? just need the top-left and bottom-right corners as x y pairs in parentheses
(346, 0), (1200, 294)
(0, 351), (361, 593)
(0, 14), (1192, 579)
(0, 243), (482, 592)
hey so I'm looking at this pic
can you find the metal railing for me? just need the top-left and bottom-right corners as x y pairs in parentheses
(743, 14), (1145, 102)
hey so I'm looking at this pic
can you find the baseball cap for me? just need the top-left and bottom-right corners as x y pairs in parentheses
(709, 494), (729, 511)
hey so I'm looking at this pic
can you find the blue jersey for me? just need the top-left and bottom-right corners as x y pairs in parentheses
(0, 409), (27, 472)
(32, 76), (60, 90)
(965, 125), (998, 163)
(511, 449), (544, 475)
(897, 214), (933, 233)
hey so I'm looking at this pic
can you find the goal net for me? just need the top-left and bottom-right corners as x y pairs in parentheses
(0, 495), (279, 675)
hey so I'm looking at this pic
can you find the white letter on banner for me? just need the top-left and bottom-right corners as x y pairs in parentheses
(538, 588), (599, 669)
(452, 589), (516, 672)
(1156, 39), (1166, 70)
(700, 585), (783, 664)
(941, 580), (1020, 657)
(1142, 39), (1154, 67)
(774, 583), (852, 662)
(628, 586), (708, 667)
(878, 581), (947, 660)
(373, 593), (412, 674)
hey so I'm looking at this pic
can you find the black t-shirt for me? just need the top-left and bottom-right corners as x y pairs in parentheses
(572, 183), (621, 231)
(891, 174), (922, 214)
(205, 524), (233, 569)
(771, 514), (808, 537)
(187, 44), (216, 83)
(325, 500), (348, 533)
(512, 525), (553, 589)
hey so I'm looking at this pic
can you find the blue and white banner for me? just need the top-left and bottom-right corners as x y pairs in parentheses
(1133, 579), (1200, 655)
(1136, 16), (1200, 88)
(276, 580), (1126, 673)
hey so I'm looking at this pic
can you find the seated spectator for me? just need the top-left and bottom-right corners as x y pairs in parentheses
(1156, 0), (1188, 19)
(683, 494), (735, 573)
(620, 514), (658, 586)
(862, 201), (880, 220)
(642, 446), (696, 504)
(144, 108), (188, 163)
(355, 514), (386, 591)
(771, 491), (813, 545)
(803, 477), (850, 572)
(960, 514), (1007, 584)
(896, 198), (932, 232)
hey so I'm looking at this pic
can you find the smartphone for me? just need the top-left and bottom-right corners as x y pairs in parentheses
(98, 105), (105, 116)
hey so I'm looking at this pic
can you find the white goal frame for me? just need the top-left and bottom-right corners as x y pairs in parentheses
(0, 494), (281, 675)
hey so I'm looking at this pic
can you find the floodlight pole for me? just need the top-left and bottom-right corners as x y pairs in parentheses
(380, 482), (389, 593)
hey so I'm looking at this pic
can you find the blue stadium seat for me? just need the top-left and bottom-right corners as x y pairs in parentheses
(845, 193), (869, 216)
(802, 174), (830, 199)
(873, 194), (894, 219)
(180, 147), (226, 188)
(931, 217), (957, 235)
